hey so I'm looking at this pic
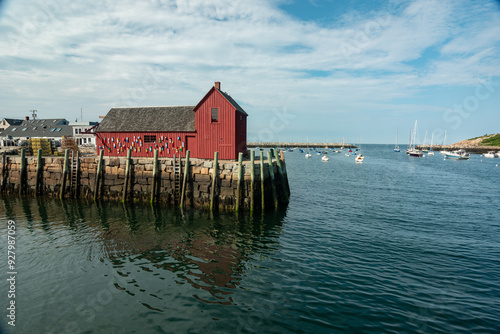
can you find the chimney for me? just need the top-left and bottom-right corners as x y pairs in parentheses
(214, 81), (221, 90)
(25, 116), (29, 121)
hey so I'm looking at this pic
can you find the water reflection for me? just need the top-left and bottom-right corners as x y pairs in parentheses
(0, 197), (286, 307)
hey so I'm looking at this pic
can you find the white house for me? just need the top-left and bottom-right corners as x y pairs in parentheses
(69, 121), (98, 147)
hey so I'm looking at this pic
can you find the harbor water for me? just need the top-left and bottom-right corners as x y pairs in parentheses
(1, 144), (499, 333)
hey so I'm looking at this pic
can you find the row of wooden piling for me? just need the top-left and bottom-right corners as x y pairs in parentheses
(1, 147), (290, 213)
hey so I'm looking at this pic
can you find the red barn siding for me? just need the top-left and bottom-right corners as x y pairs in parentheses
(97, 83), (247, 160)
(195, 89), (242, 160)
(97, 131), (193, 158)
(235, 111), (247, 157)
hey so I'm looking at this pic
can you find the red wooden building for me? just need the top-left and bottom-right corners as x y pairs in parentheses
(96, 82), (248, 160)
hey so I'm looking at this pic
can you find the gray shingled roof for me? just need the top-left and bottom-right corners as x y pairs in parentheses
(2, 118), (23, 126)
(4, 118), (72, 138)
(219, 90), (248, 116)
(97, 106), (196, 132)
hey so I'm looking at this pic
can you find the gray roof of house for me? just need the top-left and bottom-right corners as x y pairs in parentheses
(2, 118), (23, 125)
(219, 90), (248, 116)
(97, 106), (196, 132)
(4, 118), (72, 138)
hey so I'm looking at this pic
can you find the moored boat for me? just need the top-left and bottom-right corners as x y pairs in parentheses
(484, 151), (496, 158)
(408, 150), (423, 157)
(446, 149), (470, 160)
(355, 155), (364, 163)
(321, 155), (329, 162)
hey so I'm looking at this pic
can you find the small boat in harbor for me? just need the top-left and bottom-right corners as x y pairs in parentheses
(408, 150), (423, 157)
(355, 155), (364, 163)
(394, 128), (400, 152)
(446, 149), (470, 160)
(439, 130), (448, 155)
(428, 134), (435, 155)
(305, 153), (312, 158)
(407, 120), (423, 157)
(484, 151), (496, 158)
(321, 155), (329, 162)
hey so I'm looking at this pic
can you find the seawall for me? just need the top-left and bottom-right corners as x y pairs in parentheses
(0, 150), (290, 212)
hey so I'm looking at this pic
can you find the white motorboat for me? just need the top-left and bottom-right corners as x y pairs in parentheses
(305, 153), (312, 158)
(355, 155), (364, 163)
(484, 151), (496, 158)
(496, 152), (500, 158)
(446, 149), (470, 160)
(321, 155), (329, 162)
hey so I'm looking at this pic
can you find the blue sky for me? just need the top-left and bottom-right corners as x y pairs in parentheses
(0, 0), (499, 144)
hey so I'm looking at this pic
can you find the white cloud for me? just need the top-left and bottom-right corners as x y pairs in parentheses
(0, 0), (498, 143)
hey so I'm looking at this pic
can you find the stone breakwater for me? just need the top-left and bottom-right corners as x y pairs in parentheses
(0, 151), (290, 212)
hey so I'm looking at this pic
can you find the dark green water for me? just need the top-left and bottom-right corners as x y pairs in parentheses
(1, 144), (500, 333)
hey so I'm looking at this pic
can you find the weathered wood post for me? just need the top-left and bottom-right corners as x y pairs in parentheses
(260, 150), (265, 211)
(267, 150), (278, 210)
(210, 151), (219, 213)
(235, 152), (243, 213)
(180, 150), (190, 210)
(250, 149), (255, 214)
(280, 149), (290, 197)
(1, 152), (6, 191)
(19, 148), (26, 195)
(122, 148), (132, 203)
(151, 149), (158, 206)
(60, 149), (69, 200)
(35, 149), (43, 196)
(274, 149), (289, 204)
(94, 150), (104, 202)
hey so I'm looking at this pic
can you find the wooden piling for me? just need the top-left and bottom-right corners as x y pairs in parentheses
(210, 151), (218, 213)
(151, 149), (158, 206)
(180, 150), (190, 210)
(235, 152), (243, 213)
(19, 148), (26, 195)
(1, 152), (7, 191)
(60, 149), (69, 200)
(280, 149), (290, 197)
(94, 150), (104, 202)
(250, 150), (255, 214)
(260, 150), (265, 211)
(35, 149), (43, 196)
(267, 150), (278, 210)
(122, 148), (131, 203)
(274, 149), (289, 203)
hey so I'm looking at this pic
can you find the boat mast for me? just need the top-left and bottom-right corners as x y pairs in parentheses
(395, 128), (399, 149)
(412, 120), (418, 150)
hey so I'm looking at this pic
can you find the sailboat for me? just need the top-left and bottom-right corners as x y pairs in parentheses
(440, 130), (448, 155)
(394, 128), (401, 152)
(421, 130), (428, 152)
(407, 120), (423, 157)
(428, 134), (435, 155)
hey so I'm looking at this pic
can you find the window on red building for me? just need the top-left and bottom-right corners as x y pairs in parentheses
(211, 108), (219, 122)
(144, 135), (157, 143)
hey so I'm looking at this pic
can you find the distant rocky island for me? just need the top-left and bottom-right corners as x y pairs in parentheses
(418, 133), (500, 154)
(451, 133), (500, 148)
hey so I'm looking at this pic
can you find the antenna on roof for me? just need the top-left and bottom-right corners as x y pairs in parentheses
(30, 110), (37, 120)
